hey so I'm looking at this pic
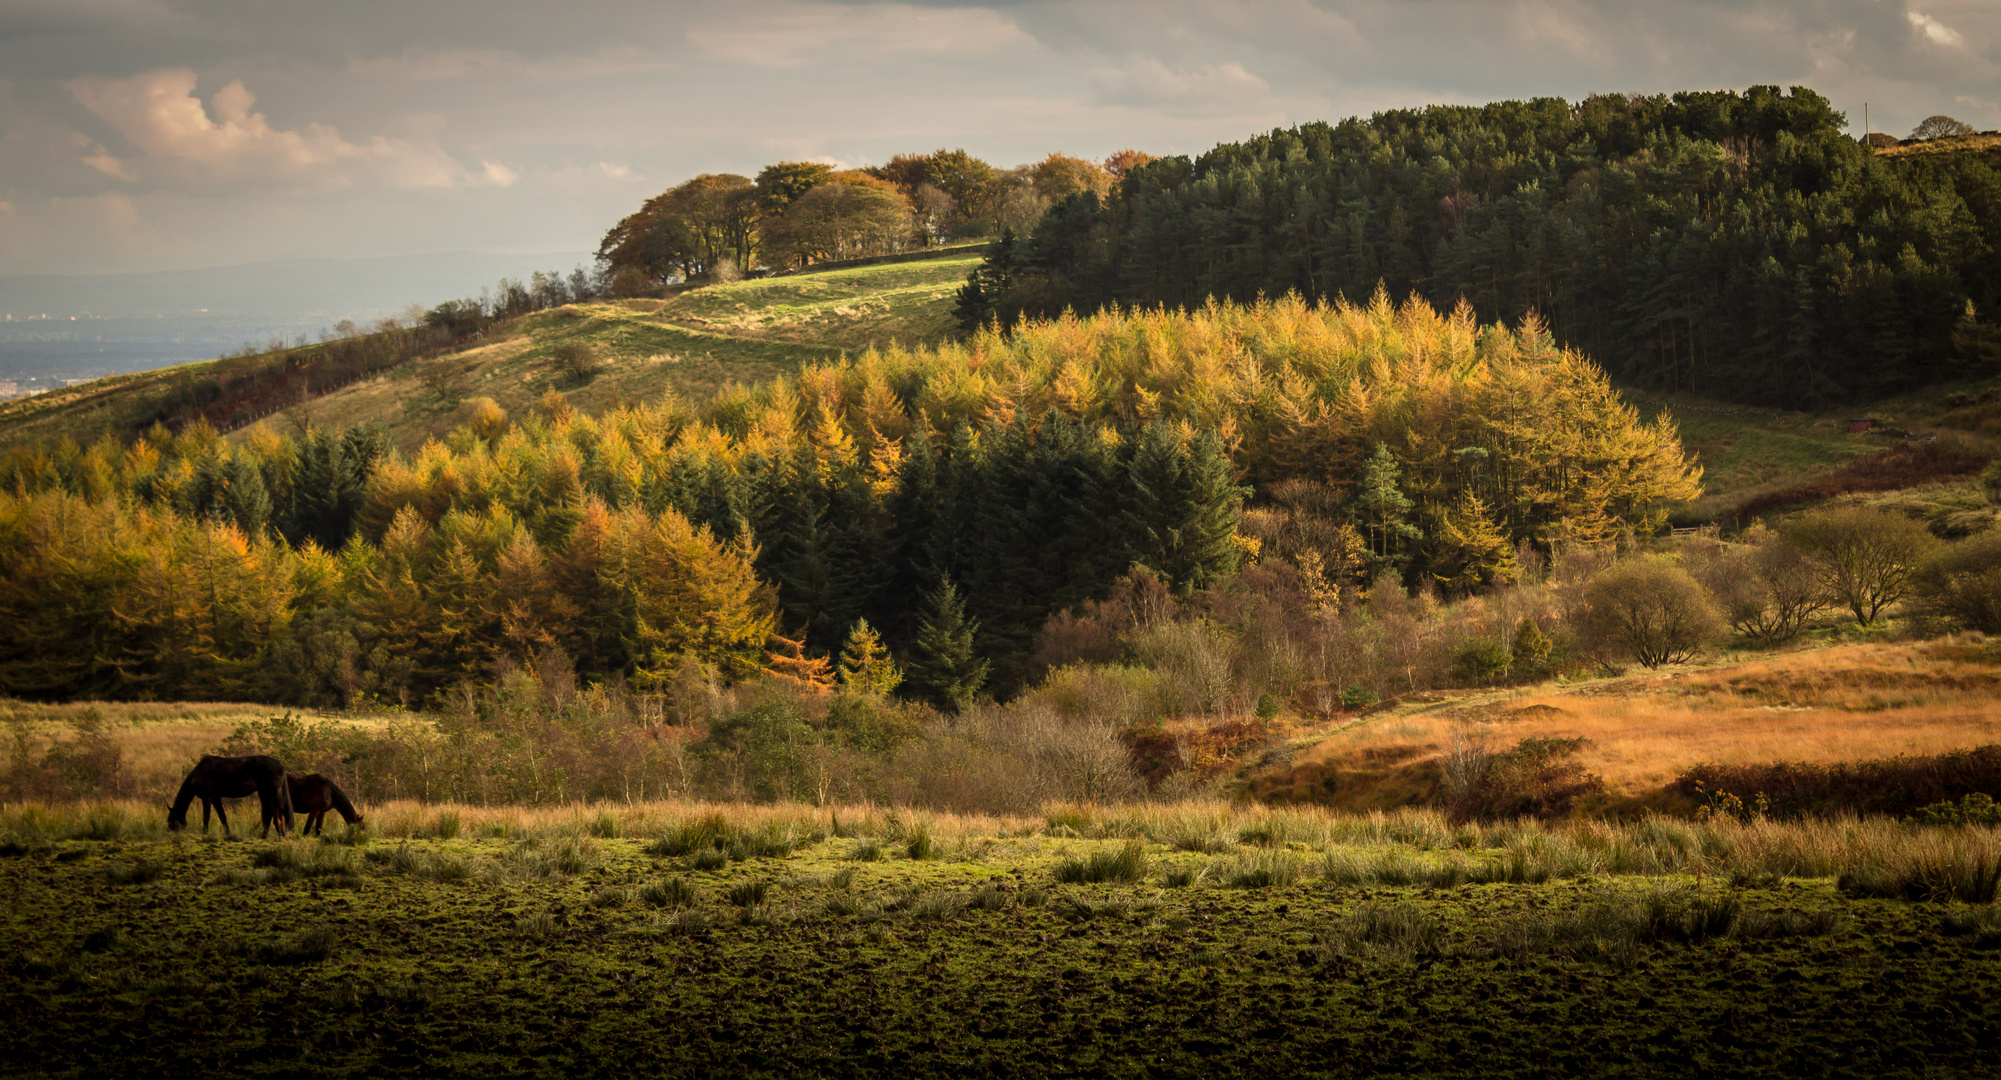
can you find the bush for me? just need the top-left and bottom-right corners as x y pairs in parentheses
(1782, 507), (1940, 626)
(1448, 737), (1604, 822)
(1578, 557), (1721, 668)
(1671, 746), (2001, 818)
(1452, 636), (1512, 684)
(1910, 532), (2001, 632)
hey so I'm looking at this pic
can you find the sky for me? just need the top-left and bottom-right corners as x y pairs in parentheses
(1, 0), (1997, 277)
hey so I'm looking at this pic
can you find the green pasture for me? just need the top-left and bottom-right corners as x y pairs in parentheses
(4, 814), (1998, 1078)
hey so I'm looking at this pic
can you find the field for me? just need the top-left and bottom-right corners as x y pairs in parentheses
(3, 801), (1999, 1078)
(1249, 637), (2001, 812)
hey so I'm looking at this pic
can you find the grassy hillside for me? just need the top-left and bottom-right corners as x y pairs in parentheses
(1632, 378), (2001, 528)
(0, 254), (983, 454)
(1240, 637), (2001, 813)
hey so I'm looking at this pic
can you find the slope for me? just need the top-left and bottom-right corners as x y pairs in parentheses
(0, 253), (984, 453)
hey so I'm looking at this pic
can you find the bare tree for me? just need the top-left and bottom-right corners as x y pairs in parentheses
(1911, 115), (1976, 140)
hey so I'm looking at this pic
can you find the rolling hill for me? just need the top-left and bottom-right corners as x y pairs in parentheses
(0, 251), (984, 454)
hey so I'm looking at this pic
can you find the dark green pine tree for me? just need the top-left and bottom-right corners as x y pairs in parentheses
(1119, 421), (1250, 595)
(953, 228), (1019, 331)
(216, 455), (273, 538)
(1348, 442), (1421, 575)
(282, 427), (375, 552)
(904, 579), (988, 714)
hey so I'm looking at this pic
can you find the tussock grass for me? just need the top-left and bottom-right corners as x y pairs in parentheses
(640, 875), (697, 909)
(1223, 850), (1303, 889)
(1315, 901), (1445, 963)
(725, 880), (771, 909)
(253, 842), (362, 882)
(1053, 841), (1149, 884)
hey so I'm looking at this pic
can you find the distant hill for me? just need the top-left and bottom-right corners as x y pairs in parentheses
(0, 250), (592, 386)
(0, 252), (983, 452)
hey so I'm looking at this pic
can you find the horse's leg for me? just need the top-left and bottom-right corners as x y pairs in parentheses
(213, 799), (230, 836)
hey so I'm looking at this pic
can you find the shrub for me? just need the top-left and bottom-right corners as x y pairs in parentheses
(1339, 683), (1379, 708)
(1782, 507), (1940, 626)
(550, 343), (600, 385)
(1578, 556), (1721, 667)
(1915, 793), (2001, 826)
(1671, 746), (2001, 818)
(1452, 636), (1512, 684)
(1910, 532), (2001, 632)
(1448, 736), (1604, 822)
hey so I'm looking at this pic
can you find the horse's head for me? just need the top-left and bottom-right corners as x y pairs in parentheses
(165, 804), (186, 830)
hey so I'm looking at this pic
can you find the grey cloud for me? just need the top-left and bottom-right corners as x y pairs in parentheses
(1, 0), (1997, 275)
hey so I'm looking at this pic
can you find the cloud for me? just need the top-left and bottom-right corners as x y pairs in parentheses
(80, 146), (134, 180)
(64, 68), (508, 190)
(597, 162), (635, 180)
(481, 160), (519, 186)
(1907, 11), (1965, 48)
(1088, 56), (1276, 118)
(687, 1), (1034, 68)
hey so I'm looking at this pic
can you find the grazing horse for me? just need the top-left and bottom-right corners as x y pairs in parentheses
(166, 755), (295, 837)
(287, 773), (363, 836)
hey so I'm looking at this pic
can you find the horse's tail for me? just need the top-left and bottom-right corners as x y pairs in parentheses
(328, 781), (362, 825)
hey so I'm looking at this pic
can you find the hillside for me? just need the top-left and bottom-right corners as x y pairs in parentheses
(0, 252), (984, 454)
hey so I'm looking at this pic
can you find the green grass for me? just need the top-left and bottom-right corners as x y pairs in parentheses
(5, 829), (1998, 1076)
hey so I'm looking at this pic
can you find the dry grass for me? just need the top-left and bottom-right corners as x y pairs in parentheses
(1, 699), (402, 796)
(7, 797), (1995, 892)
(1257, 638), (2001, 808)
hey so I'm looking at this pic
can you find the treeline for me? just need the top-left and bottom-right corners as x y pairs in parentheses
(74, 266), (607, 444)
(0, 296), (1697, 707)
(959, 86), (2001, 406)
(597, 149), (1153, 288)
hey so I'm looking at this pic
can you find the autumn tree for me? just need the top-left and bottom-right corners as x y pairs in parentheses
(1580, 556), (1722, 668)
(762, 179), (914, 265)
(597, 174), (759, 284)
(1783, 507), (1939, 625)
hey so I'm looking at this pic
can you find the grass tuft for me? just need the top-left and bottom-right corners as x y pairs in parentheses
(640, 875), (697, 909)
(1053, 841), (1149, 884)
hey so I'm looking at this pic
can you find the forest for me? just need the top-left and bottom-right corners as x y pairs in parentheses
(957, 86), (2001, 406)
(0, 294), (1699, 723)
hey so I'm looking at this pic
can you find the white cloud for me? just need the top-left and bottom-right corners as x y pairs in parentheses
(64, 68), (503, 190)
(1907, 11), (1965, 47)
(481, 160), (519, 187)
(687, 2), (1034, 69)
(597, 161), (635, 180)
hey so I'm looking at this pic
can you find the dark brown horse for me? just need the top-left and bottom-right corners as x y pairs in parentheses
(287, 773), (363, 836)
(166, 755), (295, 837)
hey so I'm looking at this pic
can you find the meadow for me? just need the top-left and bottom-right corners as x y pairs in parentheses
(4, 800), (1998, 1078)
